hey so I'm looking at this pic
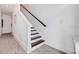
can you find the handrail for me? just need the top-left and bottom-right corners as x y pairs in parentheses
(20, 4), (46, 27)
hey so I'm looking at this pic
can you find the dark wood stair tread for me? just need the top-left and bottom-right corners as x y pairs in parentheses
(31, 33), (39, 35)
(31, 27), (35, 29)
(31, 30), (37, 32)
(31, 40), (45, 47)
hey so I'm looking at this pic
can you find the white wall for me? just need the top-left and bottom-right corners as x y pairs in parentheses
(21, 4), (77, 53)
(12, 5), (32, 52)
(12, 11), (28, 51)
(0, 9), (1, 36)
(75, 5), (79, 36)
(12, 4), (20, 34)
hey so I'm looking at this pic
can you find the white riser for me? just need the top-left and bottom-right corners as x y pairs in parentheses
(31, 31), (38, 34)
(31, 39), (42, 43)
(31, 34), (40, 37)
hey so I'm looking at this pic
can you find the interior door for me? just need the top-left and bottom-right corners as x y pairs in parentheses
(2, 14), (11, 33)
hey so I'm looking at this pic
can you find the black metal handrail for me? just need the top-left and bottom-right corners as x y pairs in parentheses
(20, 4), (46, 27)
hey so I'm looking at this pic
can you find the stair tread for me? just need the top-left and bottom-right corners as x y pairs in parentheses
(31, 27), (35, 29)
(31, 33), (39, 35)
(31, 36), (42, 40)
(31, 30), (37, 32)
(31, 40), (45, 47)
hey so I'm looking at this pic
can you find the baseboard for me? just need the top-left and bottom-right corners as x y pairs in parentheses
(45, 44), (67, 54)
(13, 33), (27, 53)
(2, 32), (12, 35)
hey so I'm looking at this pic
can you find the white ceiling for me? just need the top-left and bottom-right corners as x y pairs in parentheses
(0, 4), (17, 15)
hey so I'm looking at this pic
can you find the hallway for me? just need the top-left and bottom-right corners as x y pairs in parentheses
(0, 34), (26, 54)
(0, 34), (66, 54)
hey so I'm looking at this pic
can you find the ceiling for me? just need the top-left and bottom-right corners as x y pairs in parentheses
(0, 4), (18, 15)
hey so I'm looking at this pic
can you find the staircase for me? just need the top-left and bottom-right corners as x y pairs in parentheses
(20, 5), (45, 53)
(29, 27), (45, 52)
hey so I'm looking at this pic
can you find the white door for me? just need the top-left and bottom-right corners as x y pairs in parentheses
(2, 14), (11, 33)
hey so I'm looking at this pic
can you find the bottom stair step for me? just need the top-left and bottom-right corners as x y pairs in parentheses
(31, 40), (45, 47)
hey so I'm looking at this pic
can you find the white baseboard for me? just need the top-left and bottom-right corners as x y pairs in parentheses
(45, 43), (74, 54)
(13, 33), (27, 53)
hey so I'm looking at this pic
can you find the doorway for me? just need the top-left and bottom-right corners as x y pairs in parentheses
(1, 14), (12, 34)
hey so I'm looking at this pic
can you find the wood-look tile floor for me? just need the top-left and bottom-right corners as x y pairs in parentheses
(0, 34), (66, 54)
(0, 34), (26, 54)
(31, 44), (66, 54)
